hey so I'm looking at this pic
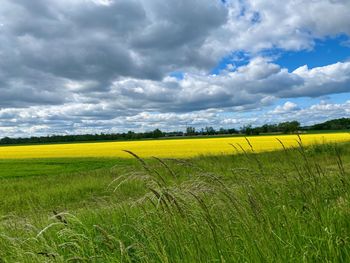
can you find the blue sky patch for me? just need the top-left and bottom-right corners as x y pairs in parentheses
(169, 71), (185, 80)
(275, 35), (350, 71)
(211, 51), (250, 75)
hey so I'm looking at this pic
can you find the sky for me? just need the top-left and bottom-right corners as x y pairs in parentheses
(0, 0), (350, 137)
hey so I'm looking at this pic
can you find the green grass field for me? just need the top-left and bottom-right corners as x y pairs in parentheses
(0, 141), (350, 262)
(0, 158), (136, 178)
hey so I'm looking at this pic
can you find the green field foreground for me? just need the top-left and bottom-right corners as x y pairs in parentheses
(1, 142), (350, 262)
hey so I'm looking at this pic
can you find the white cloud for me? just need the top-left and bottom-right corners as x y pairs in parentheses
(1, 59), (350, 137)
(0, 100), (350, 137)
(217, 0), (350, 54)
(272, 102), (299, 114)
(102, 59), (350, 113)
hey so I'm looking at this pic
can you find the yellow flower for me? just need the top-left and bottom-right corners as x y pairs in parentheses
(0, 133), (349, 159)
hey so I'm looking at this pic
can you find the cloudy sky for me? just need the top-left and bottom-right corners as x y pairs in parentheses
(0, 0), (350, 137)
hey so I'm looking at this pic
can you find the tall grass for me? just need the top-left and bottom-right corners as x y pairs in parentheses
(0, 142), (349, 262)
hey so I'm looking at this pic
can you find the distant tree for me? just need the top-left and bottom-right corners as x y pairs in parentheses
(241, 125), (261, 135)
(126, 131), (136, 139)
(205, 126), (215, 135)
(227, 128), (238, 134)
(241, 125), (253, 135)
(311, 118), (350, 130)
(152, 129), (164, 138)
(218, 128), (226, 134)
(0, 137), (11, 144)
(278, 121), (300, 134)
(186, 126), (196, 136)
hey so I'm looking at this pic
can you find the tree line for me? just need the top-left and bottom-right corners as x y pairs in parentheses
(310, 118), (350, 130)
(0, 118), (349, 145)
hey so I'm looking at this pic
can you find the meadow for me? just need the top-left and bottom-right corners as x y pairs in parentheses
(0, 134), (350, 262)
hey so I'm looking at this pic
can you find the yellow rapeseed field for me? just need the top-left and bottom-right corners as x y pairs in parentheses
(0, 133), (349, 159)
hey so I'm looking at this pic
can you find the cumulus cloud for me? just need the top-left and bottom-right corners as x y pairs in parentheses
(272, 102), (300, 114)
(0, 0), (349, 135)
(265, 100), (350, 126)
(1, 58), (350, 136)
(219, 100), (350, 129)
(102, 59), (350, 113)
(2, 100), (350, 137)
